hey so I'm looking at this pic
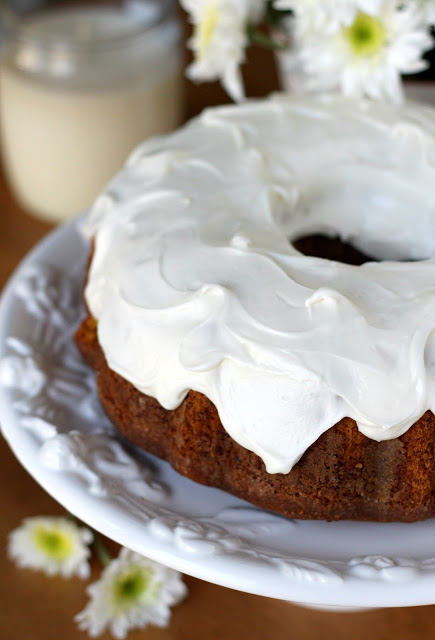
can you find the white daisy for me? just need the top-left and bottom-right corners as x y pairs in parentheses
(181, 0), (267, 101)
(274, 0), (384, 28)
(75, 547), (187, 639)
(8, 516), (93, 579)
(284, 0), (434, 103)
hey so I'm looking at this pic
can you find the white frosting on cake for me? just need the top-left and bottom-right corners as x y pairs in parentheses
(83, 93), (435, 474)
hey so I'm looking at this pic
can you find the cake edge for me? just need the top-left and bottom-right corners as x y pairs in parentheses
(75, 313), (435, 523)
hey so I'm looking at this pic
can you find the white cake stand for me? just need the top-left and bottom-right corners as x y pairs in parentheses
(1, 219), (435, 610)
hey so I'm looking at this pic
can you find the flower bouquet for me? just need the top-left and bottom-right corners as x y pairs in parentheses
(181, 0), (435, 103)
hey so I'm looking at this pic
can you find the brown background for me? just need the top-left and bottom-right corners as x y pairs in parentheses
(1, 26), (435, 640)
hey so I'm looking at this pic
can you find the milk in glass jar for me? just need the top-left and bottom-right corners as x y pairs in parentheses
(0, 0), (183, 222)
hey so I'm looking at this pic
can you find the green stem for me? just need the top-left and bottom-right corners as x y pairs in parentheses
(64, 511), (112, 568)
(266, 1), (293, 27)
(92, 531), (113, 568)
(247, 26), (289, 51)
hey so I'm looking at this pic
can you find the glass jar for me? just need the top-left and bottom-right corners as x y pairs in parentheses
(0, 0), (183, 223)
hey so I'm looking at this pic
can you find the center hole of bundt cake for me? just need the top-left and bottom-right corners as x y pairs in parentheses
(293, 234), (380, 266)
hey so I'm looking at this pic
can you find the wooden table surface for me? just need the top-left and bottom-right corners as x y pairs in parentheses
(1, 45), (435, 640)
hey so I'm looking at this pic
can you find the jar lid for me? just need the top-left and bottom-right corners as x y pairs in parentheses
(4, 0), (176, 48)
(3, 0), (180, 80)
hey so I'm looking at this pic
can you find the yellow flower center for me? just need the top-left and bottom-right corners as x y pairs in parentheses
(33, 526), (74, 561)
(111, 565), (160, 613)
(196, 2), (219, 58)
(343, 12), (386, 57)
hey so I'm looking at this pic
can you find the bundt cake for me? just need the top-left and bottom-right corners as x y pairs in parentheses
(76, 94), (435, 522)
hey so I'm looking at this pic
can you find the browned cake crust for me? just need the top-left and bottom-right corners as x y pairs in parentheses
(76, 314), (435, 522)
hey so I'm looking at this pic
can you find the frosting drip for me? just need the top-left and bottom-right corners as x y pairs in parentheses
(84, 94), (435, 474)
